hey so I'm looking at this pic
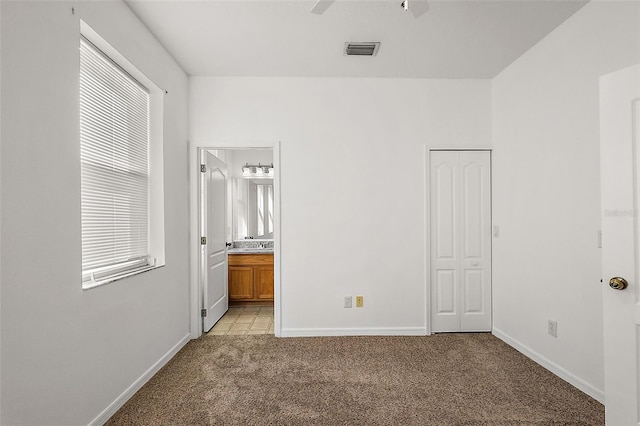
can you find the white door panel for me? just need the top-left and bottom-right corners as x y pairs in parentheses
(208, 169), (226, 250)
(201, 150), (228, 333)
(436, 270), (457, 313)
(434, 162), (457, 260)
(434, 269), (458, 332)
(207, 258), (226, 308)
(463, 161), (484, 259)
(464, 270), (484, 313)
(600, 64), (640, 425)
(207, 251), (226, 307)
(431, 150), (492, 333)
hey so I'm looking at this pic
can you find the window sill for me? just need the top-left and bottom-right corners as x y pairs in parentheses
(82, 264), (165, 290)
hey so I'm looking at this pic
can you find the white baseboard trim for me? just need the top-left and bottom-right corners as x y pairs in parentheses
(492, 328), (604, 404)
(89, 333), (191, 426)
(280, 327), (427, 337)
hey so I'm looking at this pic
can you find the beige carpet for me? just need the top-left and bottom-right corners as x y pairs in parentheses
(107, 334), (603, 425)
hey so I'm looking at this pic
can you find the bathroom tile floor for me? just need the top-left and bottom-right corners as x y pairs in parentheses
(207, 306), (274, 336)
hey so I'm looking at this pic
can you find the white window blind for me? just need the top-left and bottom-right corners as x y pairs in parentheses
(80, 38), (152, 283)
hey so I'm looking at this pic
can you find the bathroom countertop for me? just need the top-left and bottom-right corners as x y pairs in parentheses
(228, 248), (274, 254)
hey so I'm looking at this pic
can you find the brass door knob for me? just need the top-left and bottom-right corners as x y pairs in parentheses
(609, 277), (629, 290)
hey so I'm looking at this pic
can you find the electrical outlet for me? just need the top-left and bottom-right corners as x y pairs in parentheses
(548, 320), (558, 337)
(344, 296), (353, 308)
(356, 296), (364, 308)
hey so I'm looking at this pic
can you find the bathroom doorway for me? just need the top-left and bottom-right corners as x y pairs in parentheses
(191, 143), (281, 338)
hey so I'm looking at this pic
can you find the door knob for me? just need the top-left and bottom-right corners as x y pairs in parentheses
(609, 277), (629, 290)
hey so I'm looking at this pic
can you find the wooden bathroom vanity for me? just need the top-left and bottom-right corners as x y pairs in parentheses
(228, 253), (274, 305)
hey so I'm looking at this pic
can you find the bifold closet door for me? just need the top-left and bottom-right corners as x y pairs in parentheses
(430, 151), (491, 332)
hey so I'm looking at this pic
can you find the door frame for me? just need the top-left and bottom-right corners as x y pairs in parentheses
(189, 142), (281, 338)
(424, 147), (493, 335)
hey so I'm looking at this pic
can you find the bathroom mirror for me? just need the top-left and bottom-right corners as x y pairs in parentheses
(232, 177), (274, 241)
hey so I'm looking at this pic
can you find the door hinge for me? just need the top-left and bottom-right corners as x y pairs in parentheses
(201, 236), (207, 245)
(200, 164), (206, 173)
(201, 309), (207, 318)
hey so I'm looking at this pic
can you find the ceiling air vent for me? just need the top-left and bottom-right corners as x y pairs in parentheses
(345, 42), (380, 56)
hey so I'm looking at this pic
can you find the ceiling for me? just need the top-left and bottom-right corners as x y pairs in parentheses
(126, 0), (588, 79)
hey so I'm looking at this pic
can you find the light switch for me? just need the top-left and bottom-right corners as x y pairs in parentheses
(493, 225), (500, 238)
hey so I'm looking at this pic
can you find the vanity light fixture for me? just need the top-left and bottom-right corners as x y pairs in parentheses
(242, 163), (274, 178)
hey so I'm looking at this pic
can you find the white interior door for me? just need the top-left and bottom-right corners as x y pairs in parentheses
(601, 64), (640, 425)
(201, 150), (228, 332)
(430, 150), (492, 333)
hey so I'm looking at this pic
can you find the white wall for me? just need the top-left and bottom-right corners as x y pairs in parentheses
(0, 2), (190, 425)
(190, 77), (492, 335)
(492, 1), (640, 402)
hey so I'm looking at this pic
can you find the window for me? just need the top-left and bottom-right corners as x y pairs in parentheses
(256, 183), (274, 238)
(80, 24), (164, 288)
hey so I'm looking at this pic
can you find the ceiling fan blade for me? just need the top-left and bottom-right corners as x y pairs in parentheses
(409, 0), (429, 19)
(310, 0), (335, 15)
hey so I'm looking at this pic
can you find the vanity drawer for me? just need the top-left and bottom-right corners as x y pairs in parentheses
(228, 253), (273, 266)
